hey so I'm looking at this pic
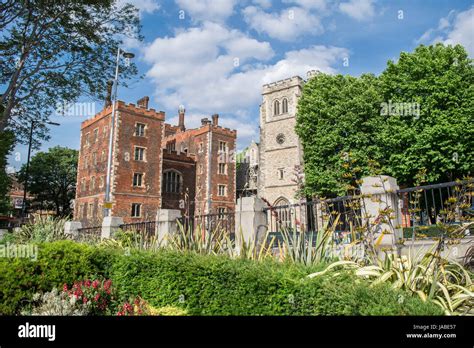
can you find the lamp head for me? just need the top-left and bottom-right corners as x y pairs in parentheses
(122, 52), (135, 59)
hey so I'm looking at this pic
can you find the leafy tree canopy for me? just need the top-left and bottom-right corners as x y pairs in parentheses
(0, 0), (142, 146)
(0, 130), (15, 215)
(0, 102), (15, 215)
(18, 146), (78, 217)
(296, 44), (474, 197)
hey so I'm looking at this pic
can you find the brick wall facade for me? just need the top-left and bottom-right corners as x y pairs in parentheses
(163, 116), (237, 216)
(74, 99), (237, 226)
(162, 150), (196, 216)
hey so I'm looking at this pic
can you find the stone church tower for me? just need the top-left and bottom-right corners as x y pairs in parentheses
(257, 75), (306, 207)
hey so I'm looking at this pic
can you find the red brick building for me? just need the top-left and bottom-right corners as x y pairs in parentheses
(74, 98), (236, 226)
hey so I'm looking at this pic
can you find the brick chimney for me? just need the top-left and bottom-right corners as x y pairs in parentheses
(137, 96), (149, 109)
(201, 117), (210, 126)
(212, 113), (219, 126)
(178, 105), (185, 131)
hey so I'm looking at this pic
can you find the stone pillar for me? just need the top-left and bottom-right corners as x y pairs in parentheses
(64, 221), (82, 239)
(101, 216), (124, 239)
(156, 209), (181, 245)
(235, 196), (268, 253)
(360, 176), (403, 249)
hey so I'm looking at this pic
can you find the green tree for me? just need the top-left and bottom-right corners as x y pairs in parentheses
(296, 73), (384, 197)
(0, 102), (15, 215)
(0, 130), (15, 215)
(296, 43), (474, 197)
(0, 0), (142, 144)
(18, 146), (78, 217)
(378, 44), (474, 185)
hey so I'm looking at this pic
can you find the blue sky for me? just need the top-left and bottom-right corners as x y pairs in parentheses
(7, 0), (474, 172)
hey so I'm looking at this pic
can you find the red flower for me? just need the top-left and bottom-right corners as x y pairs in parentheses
(92, 280), (99, 289)
(94, 293), (100, 302)
(122, 302), (133, 314)
(85, 280), (92, 287)
(62, 284), (68, 292)
(83, 297), (88, 304)
(104, 279), (112, 291)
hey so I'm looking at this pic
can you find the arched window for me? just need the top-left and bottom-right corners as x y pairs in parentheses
(282, 98), (288, 114)
(273, 100), (280, 115)
(163, 170), (182, 193)
(273, 197), (291, 230)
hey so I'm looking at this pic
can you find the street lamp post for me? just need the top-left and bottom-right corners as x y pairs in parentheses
(21, 120), (60, 219)
(103, 48), (134, 217)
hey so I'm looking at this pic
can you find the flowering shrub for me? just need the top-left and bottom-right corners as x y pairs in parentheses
(63, 279), (116, 315)
(23, 279), (161, 316)
(21, 288), (91, 316)
(116, 297), (149, 316)
(116, 298), (189, 316)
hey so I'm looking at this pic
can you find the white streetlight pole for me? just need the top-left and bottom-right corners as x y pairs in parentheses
(104, 48), (134, 217)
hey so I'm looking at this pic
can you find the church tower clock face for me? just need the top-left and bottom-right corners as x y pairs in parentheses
(276, 133), (285, 145)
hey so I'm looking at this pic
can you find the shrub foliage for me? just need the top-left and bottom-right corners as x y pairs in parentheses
(0, 241), (443, 315)
(109, 249), (442, 315)
(0, 241), (118, 314)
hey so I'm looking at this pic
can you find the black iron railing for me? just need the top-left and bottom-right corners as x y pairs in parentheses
(262, 179), (473, 242)
(263, 195), (363, 239)
(120, 220), (157, 236)
(77, 225), (102, 241)
(397, 180), (473, 237)
(177, 213), (235, 240)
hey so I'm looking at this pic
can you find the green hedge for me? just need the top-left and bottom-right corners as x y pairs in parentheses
(110, 250), (443, 316)
(0, 241), (443, 315)
(0, 241), (118, 314)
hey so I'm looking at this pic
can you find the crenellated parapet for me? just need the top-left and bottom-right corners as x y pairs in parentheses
(81, 101), (165, 129)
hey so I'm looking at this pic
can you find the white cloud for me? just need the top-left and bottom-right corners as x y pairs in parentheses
(252, 0), (272, 9)
(223, 36), (274, 61)
(116, 0), (160, 15)
(282, 0), (328, 11)
(443, 7), (474, 56)
(242, 6), (324, 41)
(143, 23), (346, 111)
(142, 23), (347, 146)
(175, 0), (238, 22)
(417, 7), (474, 56)
(167, 112), (258, 141)
(339, 0), (375, 21)
(417, 28), (434, 44)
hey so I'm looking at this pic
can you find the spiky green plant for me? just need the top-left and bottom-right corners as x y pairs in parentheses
(277, 215), (340, 265)
(100, 229), (162, 252)
(167, 219), (233, 255)
(232, 226), (275, 261)
(16, 215), (70, 243)
(308, 240), (474, 315)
